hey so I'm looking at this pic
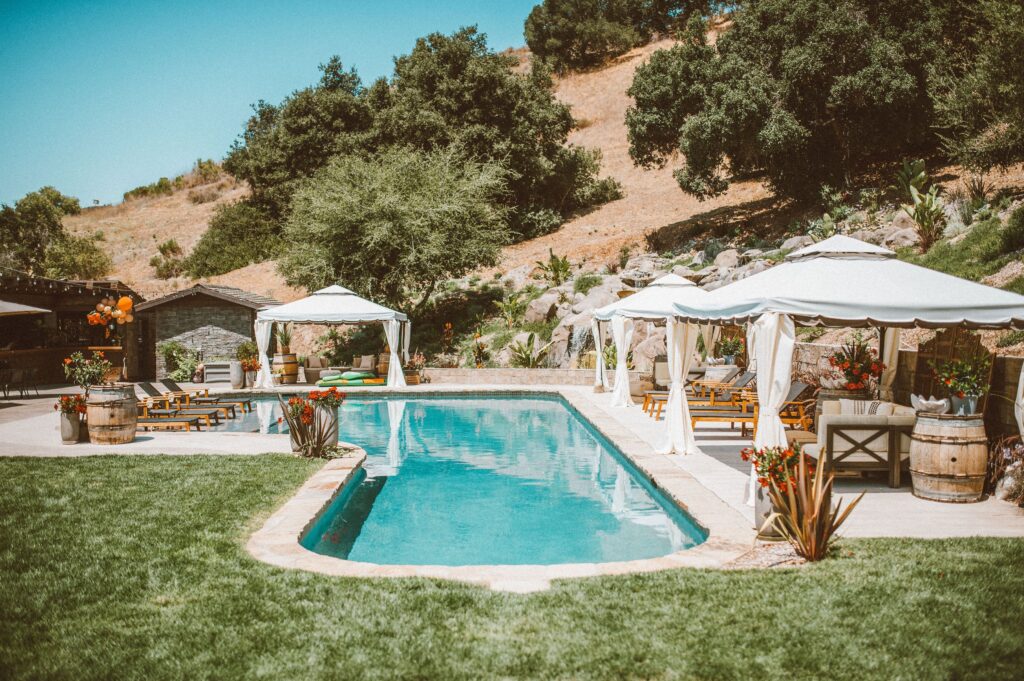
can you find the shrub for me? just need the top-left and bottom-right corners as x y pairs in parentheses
(42, 232), (112, 280)
(509, 332), (553, 368)
(573, 272), (603, 295)
(123, 177), (174, 202)
(157, 341), (200, 382)
(188, 188), (220, 204)
(525, 0), (641, 73)
(235, 341), (258, 361)
(149, 239), (184, 279)
(183, 201), (279, 278)
(494, 291), (527, 329)
(997, 330), (1024, 348)
(1000, 205), (1024, 254)
(907, 215), (1005, 281)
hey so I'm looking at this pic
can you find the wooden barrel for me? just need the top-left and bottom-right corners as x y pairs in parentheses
(273, 353), (298, 384)
(909, 413), (988, 503)
(86, 385), (137, 445)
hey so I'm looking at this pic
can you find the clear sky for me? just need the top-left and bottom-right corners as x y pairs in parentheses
(0, 1), (537, 206)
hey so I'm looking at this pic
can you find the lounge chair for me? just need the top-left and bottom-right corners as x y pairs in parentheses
(689, 381), (812, 436)
(138, 416), (202, 432)
(161, 380), (251, 414)
(138, 399), (222, 428)
(137, 382), (184, 406)
(644, 370), (754, 417)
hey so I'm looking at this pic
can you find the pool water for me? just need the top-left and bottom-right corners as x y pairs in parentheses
(299, 395), (706, 566)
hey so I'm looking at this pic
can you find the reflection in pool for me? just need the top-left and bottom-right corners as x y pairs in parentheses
(293, 395), (706, 566)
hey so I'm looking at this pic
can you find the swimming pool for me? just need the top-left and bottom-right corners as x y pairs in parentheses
(296, 394), (706, 566)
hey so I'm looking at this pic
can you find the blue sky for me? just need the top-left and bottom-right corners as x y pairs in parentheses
(0, 1), (537, 206)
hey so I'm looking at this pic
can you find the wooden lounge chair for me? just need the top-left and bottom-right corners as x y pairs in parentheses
(139, 399), (221, 428)
(137, 382), (184, 406)
(646, 370), (756, 418)
(162, 380), (252, 413)
(138, 416), (202, 432)
(689, 382), (812, 436)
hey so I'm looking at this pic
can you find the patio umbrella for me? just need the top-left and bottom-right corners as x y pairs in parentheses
(0, 300), (50, 317)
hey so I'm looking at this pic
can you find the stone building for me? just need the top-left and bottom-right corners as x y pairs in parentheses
(135, 284), (280, 378)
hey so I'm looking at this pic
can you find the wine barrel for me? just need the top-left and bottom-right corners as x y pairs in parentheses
(909, 412), (988, 503)
(273, 353), (298, 385)
(86, 385), (137, 445)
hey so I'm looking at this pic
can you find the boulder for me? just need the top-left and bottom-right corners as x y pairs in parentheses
(691, 251), (707, 267)
(890, 210), (916, 231)
(882, 227), (920, 249)
(524, 290), (560, 323)
(781, 235), (814, 251)
(571, 284), (619, 315)
(740, 248), (763, 263)
(632, 328), (666, 372)
(714, 248), (740, 268)
(672, 265), (700, 282)
(500, 264), (533, 290)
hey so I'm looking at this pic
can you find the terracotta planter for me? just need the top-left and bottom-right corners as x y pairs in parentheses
(59, 412), (80, 444)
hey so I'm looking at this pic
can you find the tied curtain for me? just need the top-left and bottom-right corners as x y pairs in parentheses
(746, 312), (796, 505)
(657, 318), (700, 455)
(254, 320), (274, 389)
(591, 318), (610, 391)
(879, 327), (900, 401)
(384, 320), (406, 387)
(610, 316), (635, 407)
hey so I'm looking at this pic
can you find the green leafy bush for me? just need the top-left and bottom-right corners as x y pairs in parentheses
(235, 341), (258, 361)
(124, 177), (174, 202)
(904, 186), (946, 252)
(42, 232), (112, 280)
(494, 291), (528, 329)
(904, 215), (1006, 281)
(536, 249), (572, 286)
(997, 330), (1024, 348)
(509, 332), (553, 368)
(1000, 206), (1024, 254)
(0, 186), (81, 273)
(183, 201), (279, 278)
(149, 239), (184, 279)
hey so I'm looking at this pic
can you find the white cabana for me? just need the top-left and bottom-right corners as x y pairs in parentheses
(594, 273), (710, 454)
(670, 235), (1024, 503)
(254, 285), (410, 388)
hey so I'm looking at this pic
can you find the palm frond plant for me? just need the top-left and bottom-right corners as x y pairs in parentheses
(891, 158), (929, 201)
(509, 333), (553, 368)
(904, 185), (947, 251)
(494, 291), (527, 329)
(767, 453), (864, 561)
(535, 248), (572, 286)
(275, 323), (293, 352)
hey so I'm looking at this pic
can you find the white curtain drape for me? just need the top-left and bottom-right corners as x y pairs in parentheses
(657, 318), (700, 455)
(386, 399), (407, 471)
(254, 320), (275, 388)
(700, 323), (720, 361)
(879, 327), (900, 401)
(1015, 362), (1024, 438)
(402, 321), (411, 364)
(745, 324), (757, 373)
(610, 316), (634, 407)
(384, 320), (406, 387)
(591, 318), (610, 391)
(256, 399), (275, 434)
(746, 313), (795, 505)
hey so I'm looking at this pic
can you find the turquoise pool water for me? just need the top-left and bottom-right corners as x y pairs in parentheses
(298, 395), (706, 566)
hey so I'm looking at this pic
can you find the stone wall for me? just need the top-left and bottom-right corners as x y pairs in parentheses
(147, 297), (256, 378)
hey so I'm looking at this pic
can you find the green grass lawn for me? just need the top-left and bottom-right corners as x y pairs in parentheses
(1, 455), (1023, 680)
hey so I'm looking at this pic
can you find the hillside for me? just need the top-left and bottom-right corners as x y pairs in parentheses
(65, 37), (772, 301)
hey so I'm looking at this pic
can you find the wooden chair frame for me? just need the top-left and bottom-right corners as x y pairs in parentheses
(823, 423), (913, 488)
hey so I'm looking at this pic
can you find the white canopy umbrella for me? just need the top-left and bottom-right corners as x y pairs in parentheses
(254, 285), (410, 388)
(0, 300), (50, 317)
(594, 273), (710, 454)
(670, 235), (1024, 504)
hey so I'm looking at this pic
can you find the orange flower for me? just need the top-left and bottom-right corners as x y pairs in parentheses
(64, 358), (72, 365)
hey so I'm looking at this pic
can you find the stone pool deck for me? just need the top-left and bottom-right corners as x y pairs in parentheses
(2, 383), (1022, 550)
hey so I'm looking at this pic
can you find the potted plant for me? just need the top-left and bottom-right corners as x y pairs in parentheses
(276, 323), (293, 353)
(819, 334), (884, 401)
(931, 356), (990, 415)
(405, 350), (426, 385)
(279, 388), (346, 457)
(309, 387), (344, 444)
(241, 358), (260, 387)
(54, 395), (87, 444)
(719, 337), (744, 365)
(740, 444), (816, 540)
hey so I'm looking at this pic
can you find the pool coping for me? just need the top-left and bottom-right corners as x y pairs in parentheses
(246, 388), (756, 592)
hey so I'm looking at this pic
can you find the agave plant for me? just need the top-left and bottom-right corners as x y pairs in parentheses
(535, 248), (572, 286)
(275, 323), (293, 351)
(904, 185), (946, 252)
(766, 454), (864, 561)
(509, 332), (552, 368)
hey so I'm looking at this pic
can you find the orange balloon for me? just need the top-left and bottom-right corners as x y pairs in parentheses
(95, 302), (105, 312)
(117, 296), (133, 312)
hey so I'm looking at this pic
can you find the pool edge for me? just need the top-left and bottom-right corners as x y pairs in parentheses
(246, 388), (755, 593)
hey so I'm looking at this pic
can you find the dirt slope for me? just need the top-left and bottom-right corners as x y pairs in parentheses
(67, 35), (766, 298)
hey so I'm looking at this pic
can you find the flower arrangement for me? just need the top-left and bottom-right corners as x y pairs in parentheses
(740, 444), (815, 495)
(406, 350), (426, 372)
(54, 394), (87, 415)
(719, 337), (744, 357)
(931, 356), (990, 398)
(240, 358), (261, 373)
(63, 351), (113, 392)
(308, 387), (345, 410)
(86, 296), (134, 340)
(824, 334), (883, 391)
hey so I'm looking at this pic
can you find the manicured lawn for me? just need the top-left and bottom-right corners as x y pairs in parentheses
(1, 456), (1022, 680)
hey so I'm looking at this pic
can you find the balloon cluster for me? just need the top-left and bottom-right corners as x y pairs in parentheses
(87, 296), (134, 338)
